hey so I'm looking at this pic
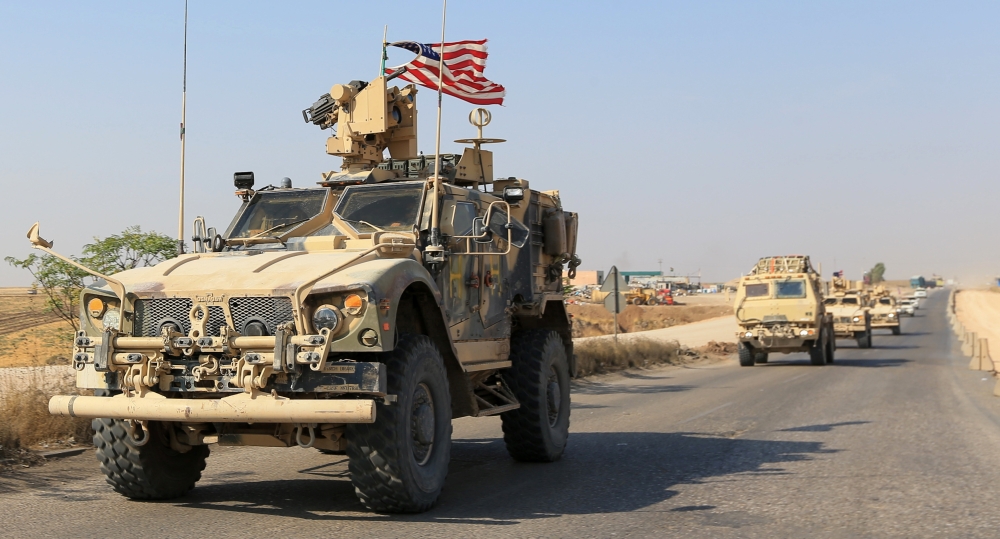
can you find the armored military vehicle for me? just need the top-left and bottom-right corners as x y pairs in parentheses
(824, 277), (873, 348)
(734, 255), (834, 366)
(31, 72), (580, 513)
(867, 285), (901, 335)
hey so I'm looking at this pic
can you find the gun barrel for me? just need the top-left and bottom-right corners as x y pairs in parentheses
(302, 93), (335, 126)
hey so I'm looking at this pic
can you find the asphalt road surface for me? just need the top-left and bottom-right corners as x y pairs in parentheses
(4, 290), (1000, 538)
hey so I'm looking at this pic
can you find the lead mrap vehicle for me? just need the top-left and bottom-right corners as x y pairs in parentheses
(734, 255), (835, 366)
(28, 71), (580, 513)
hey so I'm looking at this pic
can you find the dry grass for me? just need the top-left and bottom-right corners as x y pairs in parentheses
(0, 376), (91, 470)
(0, 322), (75, 368)
(575, 338), (686, 377)
(0, 294), (73, 368)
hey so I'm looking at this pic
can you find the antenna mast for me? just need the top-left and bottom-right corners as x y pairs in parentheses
(426, 0), (447, 262)
(177, 0), (188, 255)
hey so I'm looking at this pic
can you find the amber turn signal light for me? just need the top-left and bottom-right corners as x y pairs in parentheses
(344, 294), (364, 315)
(88, 298), (106, 318)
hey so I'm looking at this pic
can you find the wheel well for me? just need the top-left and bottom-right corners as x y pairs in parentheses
(395, 282), (476, 418)
(514, 300), (575, 376)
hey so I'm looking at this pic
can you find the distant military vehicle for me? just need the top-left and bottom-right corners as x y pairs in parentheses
(31, 71), (580, 513)
(824, 277), (874, 348)
(734, 255), (834, 366)
(867, 286), (901, 335)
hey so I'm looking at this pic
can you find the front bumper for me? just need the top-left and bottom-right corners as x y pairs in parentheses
(871, 318), (900, 329)
(49, 391), (376, 423)
(737, 326), (816, 351)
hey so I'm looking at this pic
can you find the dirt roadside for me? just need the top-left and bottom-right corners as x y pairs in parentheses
(954, 289), (1000, 361)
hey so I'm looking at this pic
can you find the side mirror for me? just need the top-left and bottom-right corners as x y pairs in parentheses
(234, 171), (255, 190)
(472, 217), (492, 243)
(27, 222), (52, 249)
(502, 186), (525, 203)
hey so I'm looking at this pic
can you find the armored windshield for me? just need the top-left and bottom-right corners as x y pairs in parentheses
(228, 189), (327, 239)
(335, 183), (425, 233)
(879, 298), (893, 305)
(744, 283), (769, 298)
(823, 298), (837, 305)
(775, 280), (806, 299)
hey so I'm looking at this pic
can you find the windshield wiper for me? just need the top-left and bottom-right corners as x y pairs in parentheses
(248, 218), (311, 239)
(342, 219), (385, 233)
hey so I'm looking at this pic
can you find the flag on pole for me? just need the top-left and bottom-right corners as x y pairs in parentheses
(386, 39), (505, 105)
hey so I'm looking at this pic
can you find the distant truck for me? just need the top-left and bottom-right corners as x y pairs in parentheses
(910, 275), (925, 288)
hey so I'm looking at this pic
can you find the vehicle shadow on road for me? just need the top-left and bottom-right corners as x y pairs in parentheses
(779, 421), (870, 432)
(172, 431), (838, 524)
(570, 380), (696, 395)
(757, 358), (910, 368)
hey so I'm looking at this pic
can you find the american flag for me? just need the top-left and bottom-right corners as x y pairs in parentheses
(386, 39), (505, 106)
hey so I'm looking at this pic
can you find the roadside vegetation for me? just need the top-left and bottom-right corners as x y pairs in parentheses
(0, 376), (91, 470)
(574, 338), (683, 376)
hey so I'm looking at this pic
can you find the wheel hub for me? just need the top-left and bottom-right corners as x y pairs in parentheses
(546, 368), (561, 427)
(410, 383), (435, 465)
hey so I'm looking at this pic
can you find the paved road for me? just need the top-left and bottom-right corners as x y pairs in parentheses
(4, 290), (1000, 538)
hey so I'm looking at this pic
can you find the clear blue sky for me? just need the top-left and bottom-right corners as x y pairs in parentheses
(2, 1), (998, 285)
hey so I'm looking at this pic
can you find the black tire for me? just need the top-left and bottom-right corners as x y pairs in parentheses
(809, 335), (826, 365)
(826, 335), (835, 364)
(346, 334), (452, 513)
(892, 326), (901, 336)
(857, 327), (872, 349)
(501, 329), (571, 462)
(93, 418), (209, 500)
(738, 342), (755, 367)
(753, 352), (768, 364)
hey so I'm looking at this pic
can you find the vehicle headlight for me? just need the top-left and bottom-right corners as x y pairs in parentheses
(852, 316), (861, 322)
(102, 309), (120, 329)
(800, 329), (808, 336)
(745, 331), (753, 338)
(888, 313), (894, 318)
(312, 305), (341, 332)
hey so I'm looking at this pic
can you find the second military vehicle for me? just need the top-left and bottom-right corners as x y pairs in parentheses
(734, 255), (835, 366)
(33, 70), (580, 513)
(868, 286), (902, 335)
(824, 276), (874, 348)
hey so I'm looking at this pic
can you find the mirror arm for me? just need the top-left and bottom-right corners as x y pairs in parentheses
(26, 222), (128, 306)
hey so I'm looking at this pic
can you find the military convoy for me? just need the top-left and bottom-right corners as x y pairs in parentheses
(734, 256), (835, 366)
(30, 72), (580, 513)
(824, 276), (874, 348)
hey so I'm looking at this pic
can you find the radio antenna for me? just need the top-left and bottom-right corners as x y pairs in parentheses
(177, 0), (188, 255)
(427, 0), (447, 261)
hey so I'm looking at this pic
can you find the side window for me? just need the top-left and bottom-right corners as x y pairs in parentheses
(450, 202), (476, 236)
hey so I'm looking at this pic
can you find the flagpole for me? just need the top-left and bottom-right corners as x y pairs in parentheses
(177, 0), (188, 255)
(380, 25), (387, 76)
(428, 0), (447, 255)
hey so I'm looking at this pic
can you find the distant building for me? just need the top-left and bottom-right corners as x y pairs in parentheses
(565, 270), (603, 287)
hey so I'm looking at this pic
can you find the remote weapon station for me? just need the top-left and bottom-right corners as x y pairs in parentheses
(30, 70), (580, 513)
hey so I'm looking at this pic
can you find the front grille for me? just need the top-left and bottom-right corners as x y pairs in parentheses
(229, 296), (294, 336)
(836, 316), (852, 324)
(205, 306), (226, 337)
(134, 298), (193, 337)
